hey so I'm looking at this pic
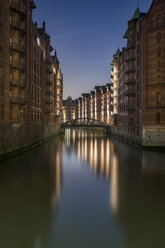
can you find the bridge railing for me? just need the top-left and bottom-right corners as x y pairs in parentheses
(61, 118), (110, 128)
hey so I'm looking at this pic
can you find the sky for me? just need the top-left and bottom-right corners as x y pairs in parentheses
(33, 0), (153, 99)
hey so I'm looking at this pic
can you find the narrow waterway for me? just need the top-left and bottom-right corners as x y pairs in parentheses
(0, 129), (165, 248)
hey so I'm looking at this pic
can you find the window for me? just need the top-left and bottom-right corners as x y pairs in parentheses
(0, 104), (4, 119)
(0, 85), (4, 97)
(134, 49), (136, 57)
(158, 75), (160, 84)
(157, 61), (160, 71)
(10, 37), (12, 46)
(10, 56), (12, 64)
(156, 113), (160, 124)
(157, 15), (162, 28)
(0, 47), (2, 59)
(134, 72), (136, 80)
(0, 28), (2, 41)
(157, 47), (161, 56)
(156, 92), (161, 104)
(157, 33), (161, 42)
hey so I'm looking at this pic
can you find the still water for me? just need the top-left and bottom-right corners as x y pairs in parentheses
(0, 129), (165, 248)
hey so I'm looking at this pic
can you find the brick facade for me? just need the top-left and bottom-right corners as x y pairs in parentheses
(0, 0), (63, 158)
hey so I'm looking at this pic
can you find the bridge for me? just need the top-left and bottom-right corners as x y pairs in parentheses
(61, 118), (111, 133)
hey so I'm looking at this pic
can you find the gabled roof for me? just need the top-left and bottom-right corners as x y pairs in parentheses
(123, 5), (147, 39)
(123, 29), (128, 39)
(114, 48), (121, 58)
(110, 59), (114, 66)
(31, 0), (36, 9)
(52, 50), (59, 64)
(132, 7), (141, 19)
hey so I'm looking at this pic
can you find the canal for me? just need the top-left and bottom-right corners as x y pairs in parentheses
(0, 129), (165, 248)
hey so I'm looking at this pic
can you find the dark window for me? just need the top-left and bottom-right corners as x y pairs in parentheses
(157, 47), (161, 56)
(0, 104), (4, 119)
(157, 61), (160, 71)
(0, 47), (3, 59)
(156, 113), (160, 124)
(156, 92), (161, 104)
(157, 15), (162, 28)
(157, 33), (161, 42)
(158, 75), (160, 84)
(0, 85), (4, 96)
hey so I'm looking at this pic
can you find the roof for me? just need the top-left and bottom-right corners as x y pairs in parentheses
(82, 93), (90, 98)
(110, 60), (114, 66)
(132, 7), (141, 19)
(101, 86), (106, 94)
(95, 86), (101, 93)
(113, 48), (121, 58)
(123, 6), (147, 39)
(123, 29), (128, 39)
(31, 0), (36, 9)
(52, 51), (59, 64)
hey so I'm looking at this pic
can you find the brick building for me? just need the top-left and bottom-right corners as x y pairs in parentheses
(110, 0), (165, 146)
(0, 0), (63, 157)
(62, 96), (75, 123)
(74, 0), (165, 147)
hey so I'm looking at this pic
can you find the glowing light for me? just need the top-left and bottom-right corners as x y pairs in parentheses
(100, 139), (104, 175)
(94, 138), (97, 173)
(110, 155), (118, 214)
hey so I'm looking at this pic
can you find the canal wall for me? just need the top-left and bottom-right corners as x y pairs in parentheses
(111, 126), (165, 149)
(0, 124), (61, 160)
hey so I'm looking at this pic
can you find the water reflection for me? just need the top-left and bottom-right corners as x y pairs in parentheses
(64, 129), (165, 248)
(0, 138), (63, 248)
(0, 129), (165, 248)
(65, 129), (112, 180)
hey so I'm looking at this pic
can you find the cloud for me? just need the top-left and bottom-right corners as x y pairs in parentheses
(55, 27), (99, 38)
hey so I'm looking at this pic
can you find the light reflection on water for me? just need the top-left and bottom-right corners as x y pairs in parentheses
(0, 128), (165, 248)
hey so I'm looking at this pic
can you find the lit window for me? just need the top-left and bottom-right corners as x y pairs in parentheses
(37, 37), (40, 47)
(10, 37), (12, 46)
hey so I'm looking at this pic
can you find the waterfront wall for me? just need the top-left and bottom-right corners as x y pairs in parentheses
(111, 126), (165, 148)
(0, 124), (60, 160)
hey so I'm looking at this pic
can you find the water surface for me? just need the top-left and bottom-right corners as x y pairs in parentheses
(0, 129), (165, 248)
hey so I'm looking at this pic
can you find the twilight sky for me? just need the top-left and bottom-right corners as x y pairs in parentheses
(33, 0), (153, 99)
